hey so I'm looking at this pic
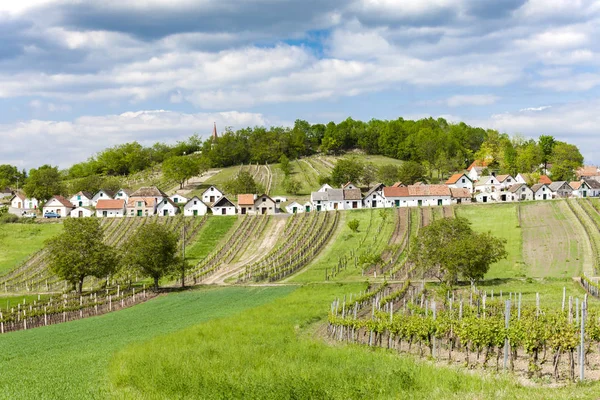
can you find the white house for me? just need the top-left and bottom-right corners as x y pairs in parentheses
(212, 196), (236, 216)
(169, 194), (188, 205)
(70, 207), (94, 218)
(0, 188), (12, 199)
(475, 192), (494, 203)
(311, 191), (329, 212)
(445, 173), (473, 194)
(342, 182), (359, 190)
(285, 201), (304, 214)
(548, 181), (573, 198)
(363, 183), (386, 208)
(157, 198), (180, 216)
(343, 188), (363, 210)
(272, 196), (287, 204)
(201, 186), (223, 205)
(467, 160), (490, 181)
(114, 189), (132, 202)
(237, 194), (256, 215)
(96, 199), (126, 218)
(92, 190), (116, 206)
(495, 175), (516, 190)
(449, 188), (472, 204)
(184, 196), (208, 217)
(508, 183), (534, 201)
(10, 193), (39, 210)
(474, 176), (502, 193)
(584, 179), (600, 197)
(254, 194), (279, 215)
(43, 195), (74, 217)
(405, 185), (452, 207)
(317, 183), (333, 193)
(382, 186), (410, 208)
(531, 184), (552, 200)
(69, 191), (93, 207)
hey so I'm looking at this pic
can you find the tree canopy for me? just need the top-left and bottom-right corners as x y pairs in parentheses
(46, 218), (118, 293)
(24, 165), (65, 201)
(121, 223), (181, 290)
(409, 217), (507, 286)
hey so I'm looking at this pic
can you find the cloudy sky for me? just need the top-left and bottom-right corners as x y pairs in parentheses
(1, 0), (599, 169)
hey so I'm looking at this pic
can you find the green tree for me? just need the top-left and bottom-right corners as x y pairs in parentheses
(0, 164), (26, 189)
(409, 217), (507, 286)
(549, 142), (583, 181)
(279, 155), (292, 176)
(24, 165), (64, 201)
(361, 163), (377, 188)
(225, 170), (263, 195)
(283, 177), (301, 195)
(397, 161), (427, 185)
(331, 157), (364, 187)
(122, 223), (180, 290)
(538, 135), (556, 173)
(377, 164), (400, 186)
(347, 219), (360, 232)
(46, 218), (118, 294)
(163, 155), (202, 189)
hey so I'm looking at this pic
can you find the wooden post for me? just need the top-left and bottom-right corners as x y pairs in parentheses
(562, 287), (566, 312)
(580, 300), (586, 381)
(536, 293), (540, 317)
(504, 300), (510, 371)
(432, 301), (437, 359)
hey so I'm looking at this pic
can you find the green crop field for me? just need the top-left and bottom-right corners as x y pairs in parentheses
(0, 286), (294, 399)
(185, 216), (237, 265)
(0, 223), (63, 275)
(456, 204), (525, 279)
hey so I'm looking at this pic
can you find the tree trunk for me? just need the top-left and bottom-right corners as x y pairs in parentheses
(154, 277), (159, 291)
(78, 276), (84, 294)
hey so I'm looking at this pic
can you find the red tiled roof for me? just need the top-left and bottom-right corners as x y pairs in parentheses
(408, 185), (451, 196)
(445, 173), (466, 184)
(391, 182), (404, 187)
(127, 197), (156, 207)
(450, 188), (471, 198)
(467, 159), (490, 170)
(495, 174), (512, 183)
(539, 175), (552, 184)
(50, 195), (75, 208)
(96, 199), (125, 210)
(569, 181), (582, 190)
(383, 186), (409, 197)
(237, 194), (255, 206)
(577, 166), (599, 178)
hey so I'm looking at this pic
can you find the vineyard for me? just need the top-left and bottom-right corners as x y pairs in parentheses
(328, 280), (600, 382)
(240, 211), (339, 282)
(0, 215), (208, 294)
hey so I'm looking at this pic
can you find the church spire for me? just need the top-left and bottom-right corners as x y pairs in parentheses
(212, 122), (218, 140)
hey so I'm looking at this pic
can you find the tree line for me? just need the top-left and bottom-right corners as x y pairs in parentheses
(0, 117), (586, 200)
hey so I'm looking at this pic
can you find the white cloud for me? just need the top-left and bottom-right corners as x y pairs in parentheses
(0, 110), (277, 169)
(519, 105), (551, 111)
(446, 94), (499, 107)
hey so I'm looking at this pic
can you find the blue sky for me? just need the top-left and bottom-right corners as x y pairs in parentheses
(1, 0), (599, 169)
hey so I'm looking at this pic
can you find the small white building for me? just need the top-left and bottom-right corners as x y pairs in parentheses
(317, 183), (333, 193)
(342, 182), (359, 190)
(405, 185), (452, 207)
(70, 207), (94, 218)
(96, 199), (126, 218)
(156, 198), (180, 216)
(202, 186), (223, 205)
(0, 188), (13, 199)
(475, 192), (494, 203)
(474, 176), (502, 193)
(70, 191), (93, 207)
(584, 179), (600, 197)
(212, 196), (236, 216)
(10, 193), (39, 210)
(467, 160), (490, 181)
(285, 201), (304, 214)
(169, 193), (188, 205)
(508, 183), (534, 201)
(184, 196), (208, 217)
(449, 188), (472, 204)
(114, 189), (132, 202)
(363, 183), (386, 208)
(92, 190), (115, 206)
(254, 194), (279, 215)
(382, 186), (410, 208)
(531, 184), (552, 200)
(43, 196), (74, 217)
(445, 173), (474, 194)
(570, 181), (591, 198)
(495, 175), (516, 190)
(237, 194), (256, 215)
(272, 196), (287, 204)
(548, 181), (573, 198)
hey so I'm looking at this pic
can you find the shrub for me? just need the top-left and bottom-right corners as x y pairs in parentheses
(0, 214), (19, 224)
(347, 219), (360, 232)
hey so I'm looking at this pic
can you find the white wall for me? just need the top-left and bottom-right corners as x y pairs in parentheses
(363, 192), (385, 208)
(213, 206), (236, 216)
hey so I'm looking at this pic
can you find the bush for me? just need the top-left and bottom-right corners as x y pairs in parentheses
(0, 214), (19, 224)
(347, 219), (360, 232)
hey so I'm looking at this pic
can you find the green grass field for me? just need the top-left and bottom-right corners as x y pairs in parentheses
(0, 223), (63, 275)
(109, 284), (599, 400)
(456, 204), (525, 279)
(185, 216), (237, 265)
(0, 286), (294, 399)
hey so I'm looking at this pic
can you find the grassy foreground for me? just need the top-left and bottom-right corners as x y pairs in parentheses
(0, 223), (63, 274)
(0, 286), (293, 399)
(109, 284), (599, 400)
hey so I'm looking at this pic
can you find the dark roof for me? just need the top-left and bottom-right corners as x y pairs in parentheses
(117, 188), (133, 195)
(531, 183), (547, 192)
(1, 187), (12, 194)
(343, 188), (362, 201)
(583, 178), (600, 189)
(311, 192), (328, 201)
(364, 183), (385, 198)
(213, 196), (235, 208)
(130, 186), (167, 198)
(508, 183), (530, 193)
(327, 189), (344, 201)
(549, 181), (571, 191)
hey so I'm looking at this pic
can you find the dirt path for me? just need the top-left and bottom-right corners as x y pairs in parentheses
(202, 217), (288, 285)
(167, 169), (221, 196)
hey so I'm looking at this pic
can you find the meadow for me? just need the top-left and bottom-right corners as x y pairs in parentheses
(0, 223), (62, 274)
